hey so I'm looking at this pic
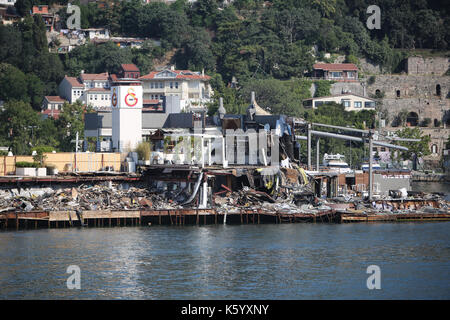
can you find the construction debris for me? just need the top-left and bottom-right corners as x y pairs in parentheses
(0, 184), (183, 212)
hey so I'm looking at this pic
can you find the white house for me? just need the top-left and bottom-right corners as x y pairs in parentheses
(0, 0), (16, 6)
(58, 76), (84, 104)
(303, 93), (376, 112)
(139, 67), (213, 111)
(85, 88), (111, 109)
(82, 28), (110, 40)
(58, 72), (111, 109)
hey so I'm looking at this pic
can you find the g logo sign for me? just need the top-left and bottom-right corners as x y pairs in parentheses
(125, 88), (138, 107)
(111, 88), (117, 107)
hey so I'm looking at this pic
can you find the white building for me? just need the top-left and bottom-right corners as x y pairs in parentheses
(41, 96), (66, 119)
(82, 28), (110, 40)
(0, 0), (16, 6)
(139, 67), (213, 111)
(58, 76), (85, 104)
(111, 79), (143, 152)
(303, 93), (376, 112)
(58, 72), (111, 109)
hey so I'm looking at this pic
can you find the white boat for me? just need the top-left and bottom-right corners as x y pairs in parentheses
(361, 163), (381, 171)
(323, 153), (352, 173)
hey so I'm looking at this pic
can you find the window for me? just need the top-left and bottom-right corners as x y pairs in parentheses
(380, 147), (386, 152)
(170, 82), (173, 89)
(365, 101), (375, 108)
(160, 82), (163, 88)
(431, 144), (438, 154)
(95, 95), (97, 100)
(354, 101), (362, 108)
(175, 82), (178, 89)
(150, 82), (154, 89)
(331, 72), (342, 78)
(342, 100), (350, 107)
(396, 90), (400, 97)
(347, 72), (355, 78)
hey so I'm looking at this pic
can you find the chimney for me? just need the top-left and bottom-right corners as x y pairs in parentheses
(170, 65), (175, 71)
(202, 68), (204, 77)
(251, 91), (255, 104)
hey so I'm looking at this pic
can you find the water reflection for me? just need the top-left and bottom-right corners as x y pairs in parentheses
(0, 223), (449, 299)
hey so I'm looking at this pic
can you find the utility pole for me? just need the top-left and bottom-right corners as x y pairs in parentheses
(316, 138), (320, 171)
(368, 130), (374, 201)
(307, 123), (312, 170)
(75, 131), (79, 153)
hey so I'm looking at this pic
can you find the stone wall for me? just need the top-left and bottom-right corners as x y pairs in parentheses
(328, 69), (450, 168)
(407, 57), (449, 76)
(367, 75), (450, 99)
(358, 57), (382, 75)
(330, 82), (365, 96)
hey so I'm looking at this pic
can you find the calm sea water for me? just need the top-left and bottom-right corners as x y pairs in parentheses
(0, 222), (449, 300)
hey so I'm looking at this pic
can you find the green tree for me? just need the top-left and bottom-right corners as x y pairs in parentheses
(0, 100), (41, 155)
(0, 63), (30, 103)
(394, 127), (432, 159)
(314, 80), (332, 97)
(55, 101), (85, 152)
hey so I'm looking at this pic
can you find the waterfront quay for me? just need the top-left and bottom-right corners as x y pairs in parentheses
(2, 204), (449, 231)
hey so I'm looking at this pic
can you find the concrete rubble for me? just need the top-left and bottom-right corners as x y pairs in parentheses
(0, 164), (448, 216)
(0, 184), (183, 212)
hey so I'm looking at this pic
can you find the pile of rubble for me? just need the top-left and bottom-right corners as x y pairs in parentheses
(0, 184), (184, 212)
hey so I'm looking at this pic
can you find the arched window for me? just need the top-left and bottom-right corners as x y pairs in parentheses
(406, 112), (418, 126)
(396, 90), (400, 98)
(431, 144), (438, 154)
(436, 84), (441, 96)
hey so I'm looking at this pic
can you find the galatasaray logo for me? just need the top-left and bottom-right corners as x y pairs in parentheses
(111, 88), (118, 107)
(125, 88), (138, 107)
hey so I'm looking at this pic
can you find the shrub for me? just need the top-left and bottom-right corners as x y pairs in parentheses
(32, 150), (47, 167)
(32, 146), (55, 154)
(15, 161), (39, 168)
(135, 142), (150, 161)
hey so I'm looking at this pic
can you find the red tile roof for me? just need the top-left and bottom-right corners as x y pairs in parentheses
(139, 69), (211, 81)
(44, 96), (66, 103)
(64, 76), (83, 87)
(32, 5), (49, 15)
(313, 63), (358, 71)
(80, 72), (109, 81)
(121, 64), (140, 72)
(41, 109), (61, 119)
